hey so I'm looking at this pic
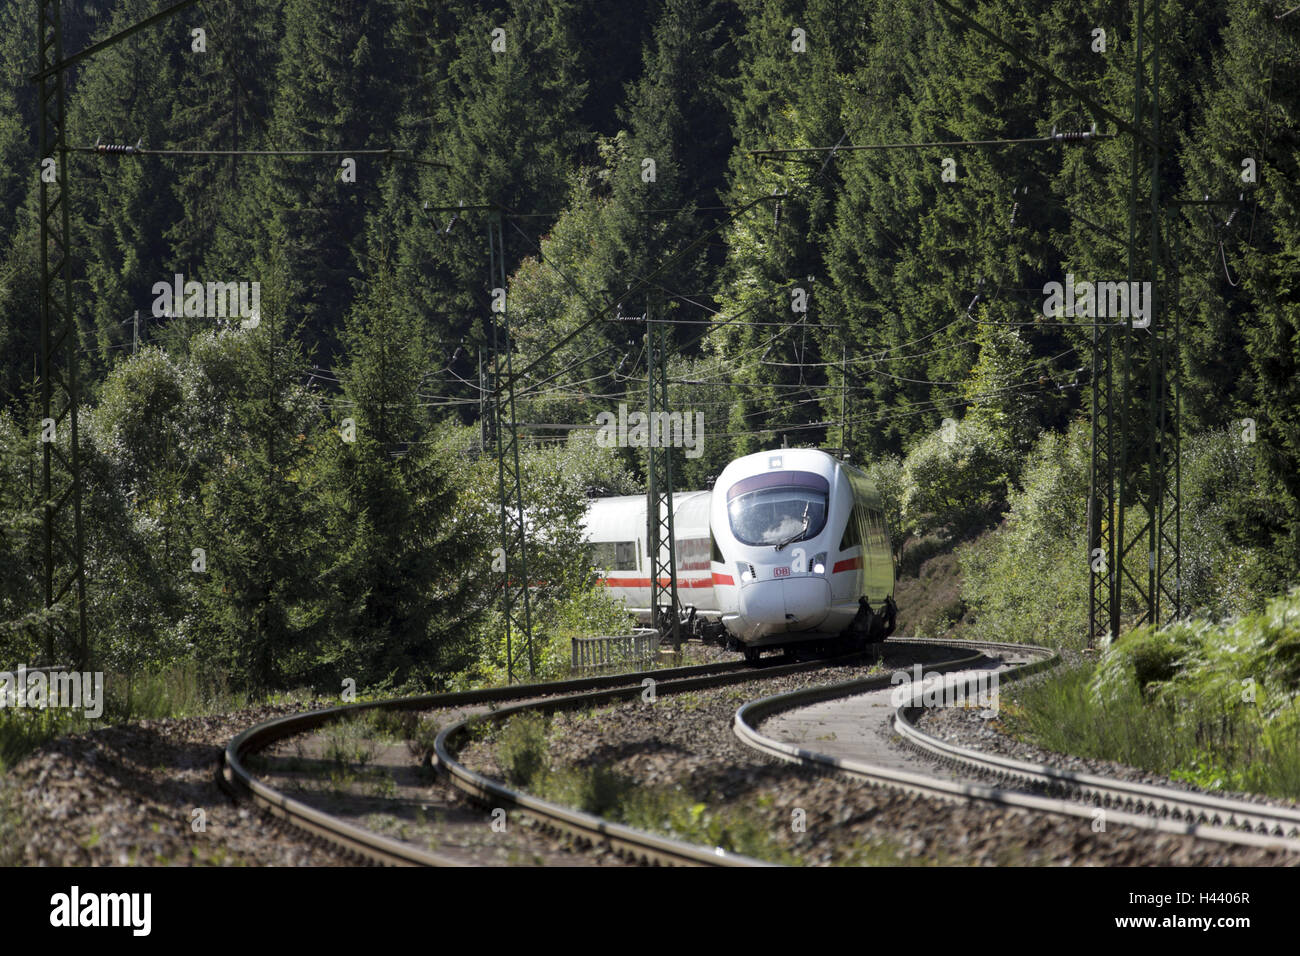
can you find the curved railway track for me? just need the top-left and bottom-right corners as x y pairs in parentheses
(222, 649), (909, 866)
(734, 639), (1300, 854)
(223, 634), (1299, 865)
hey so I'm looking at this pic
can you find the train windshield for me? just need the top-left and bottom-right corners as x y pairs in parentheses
(726, 471), (829, 547)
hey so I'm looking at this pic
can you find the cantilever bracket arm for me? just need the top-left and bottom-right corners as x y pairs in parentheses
(30, 0), (202, 83)
(930, 0), (1159, 152)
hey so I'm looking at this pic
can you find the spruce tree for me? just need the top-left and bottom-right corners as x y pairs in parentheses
(187, 245), (326, 692)
(316, 262), (480, 687)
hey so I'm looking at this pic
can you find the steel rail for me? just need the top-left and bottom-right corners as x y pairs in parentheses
(221, 655), (760, 865)
(893, 687), (1300, 841)
(733, 640), (1300, 854)
(225, 646), (943, 865)
(432, 649), (927, 866)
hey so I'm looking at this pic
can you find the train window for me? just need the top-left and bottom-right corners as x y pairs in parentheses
(615, 541), (637, 571)
(839, 511), (859, 550)
(589, 542), (616, 570)
(676, 536), (710, 571)
(590, 541), (638, 571)
(710, 531), (723, 562)
(726, 471), (829, 547)
(838, 463), (891, 555)
(840, 503), (873, 551)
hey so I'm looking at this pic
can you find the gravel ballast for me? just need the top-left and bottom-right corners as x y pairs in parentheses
(3, 703), (344, 866)
(456, 661), (1300, 866)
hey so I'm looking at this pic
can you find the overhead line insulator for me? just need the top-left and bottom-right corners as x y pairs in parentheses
(1051, 123), (1100, 143)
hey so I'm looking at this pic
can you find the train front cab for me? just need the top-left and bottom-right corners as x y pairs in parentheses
(709, 451), (837, 648)
(709, 450), (895, 654)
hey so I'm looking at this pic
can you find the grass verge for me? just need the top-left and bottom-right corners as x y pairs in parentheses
(1005, 663), (1300, 801)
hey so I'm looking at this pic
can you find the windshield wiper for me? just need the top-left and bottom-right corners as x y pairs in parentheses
(774, 503), (810, 552)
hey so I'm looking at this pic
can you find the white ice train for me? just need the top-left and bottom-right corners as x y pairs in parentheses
(582, 448), (897, 660)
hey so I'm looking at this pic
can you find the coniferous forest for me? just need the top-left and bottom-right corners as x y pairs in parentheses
(0, 0), (1298, 701)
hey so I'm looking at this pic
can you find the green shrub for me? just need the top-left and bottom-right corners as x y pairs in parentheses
(497, 712), (550, 789)
(1011, 590), (1300, 800)
(546, 763), (636, 817)
(104, 664), (246, 720)
(1179, 428), (1280, 620)
(1015, 645), (1300, 801)
(0, 784), (22, 865)
(1089, 621), (1203, 701)
(958, 422), (1090, 648)
(447, 430), (639, 688)
(900, 417), (1012, 541)
(1093, 587), (1300, 713)
(0, 707), (87, 771)
(525, 758), (796, 863)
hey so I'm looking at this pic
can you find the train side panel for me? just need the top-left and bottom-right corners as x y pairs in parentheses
(667, 492), (718, 614)
(583, 491), (717, 621)
(833, 462), (895, 615)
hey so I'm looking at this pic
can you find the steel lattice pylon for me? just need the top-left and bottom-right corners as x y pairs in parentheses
(1090, 0), (1181, 646)
(645, 307), (681, 651)
(37, 0), (89, 668)
(488, 213), (535, 681)
(1087, 285), (1116, 645)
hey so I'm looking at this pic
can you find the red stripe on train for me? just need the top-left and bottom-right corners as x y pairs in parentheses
(832, 557), (862, 574)
(711, 572), (734, 586)
(599, 577), (715, 588)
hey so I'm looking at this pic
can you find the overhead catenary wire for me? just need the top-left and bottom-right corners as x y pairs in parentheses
(750, 130), (1112, 161)
(510, 275), (1077, 433)
(404, 374), (1085, 447)
(76, 143), (442, 161)
(494, 191), (789, 393)
(309, 133), (1093, 453)
(703, 380), (1084, 442)
(502, 276), (807, 403)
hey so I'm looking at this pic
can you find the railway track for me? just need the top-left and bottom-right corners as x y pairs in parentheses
(734, 638), (1300, 854)
(226, 634), (1298, 865)
(221, 647), (917, 866)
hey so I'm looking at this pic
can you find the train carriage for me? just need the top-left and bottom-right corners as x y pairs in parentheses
(583, 449), (897, 658)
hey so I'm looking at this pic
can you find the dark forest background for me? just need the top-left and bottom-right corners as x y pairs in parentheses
(0, 0), (1296, 692)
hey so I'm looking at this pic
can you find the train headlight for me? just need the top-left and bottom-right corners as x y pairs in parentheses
(811, 552), (827, 575)
(738, 561), (755, 584)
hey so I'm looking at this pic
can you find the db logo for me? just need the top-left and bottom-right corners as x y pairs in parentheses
(773, 566), (791, 577)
